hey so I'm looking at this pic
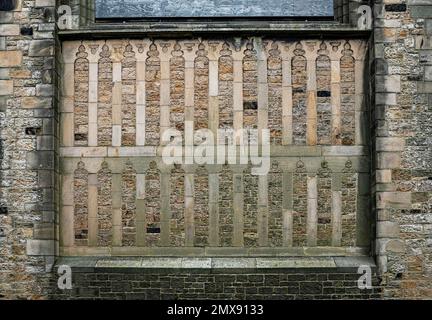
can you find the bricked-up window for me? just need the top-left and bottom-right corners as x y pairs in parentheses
(95, 0), (334, 19)
(60, 39), (370, 257)
(0, 0), (17, 11)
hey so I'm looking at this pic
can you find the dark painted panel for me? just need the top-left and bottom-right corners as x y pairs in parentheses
(95, 0), (334, 18)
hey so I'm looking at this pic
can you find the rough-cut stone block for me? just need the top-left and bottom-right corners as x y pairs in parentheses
(377, 192), (412, 210)
(377, 152), (401, 169)
(26, 240), (55, 256)
(21, 97), (52, 108)
(0, 24), (20, 36)
(375, 75), (401, 93)
(0, 51), (22, 67)
(0, 80), (13, 95)
(376, 137), (405, 152)
(29, 40), (54, 57)
(35, 0), (56, 6)
(377, 221), (400, 238)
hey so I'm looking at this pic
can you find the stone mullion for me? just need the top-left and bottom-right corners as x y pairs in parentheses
(183, 43), (197, 135)
(208, 43), (220, 136)
(135, 173), (146, 246)
(306, 174), (318, 247)
(136, 42), (148, 146)
(159, 42), (172, 144)
(232, 47), (244, 140)
(281, 46), (293, 146)
(111, 173), (122, 247)
(112, 45), (123, 147)
(233, 169), (244, 247)
(256, 38), (268, 146)
(61, 44), (75, 148)
(258, 175), (269, 247)
(87, 173), (98, 247)
(331, 173), (343, 247)
(88, 48), (99, 147)
(354, 43), (367, 146)
(208, 169), (220, 247)
(282, 171), (294, 247)
(306, 49), (318, 146)
(184, 167), (195, 247)
(160, 169), (171, 247)
(60, 173), (74, 248)
(330, 44), (342, 145)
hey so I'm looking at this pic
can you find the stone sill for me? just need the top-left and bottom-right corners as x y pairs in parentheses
(55, 256), (376, 274)
(58, 22), (370, 40)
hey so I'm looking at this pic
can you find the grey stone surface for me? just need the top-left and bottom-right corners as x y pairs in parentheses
(95, 0), (334, 18)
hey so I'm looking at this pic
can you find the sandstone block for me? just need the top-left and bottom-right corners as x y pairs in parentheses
(0, 51), (22, 67)
(0, 80), (13, 95)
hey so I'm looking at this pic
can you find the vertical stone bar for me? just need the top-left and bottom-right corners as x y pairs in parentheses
(233, 172), (244, 247)
(160, 171), (171, 246)
(332, 173), (343, 247)
(258, 175), (269, 247)
(256, 38), (268, 146)
(208, 43), (219, 135)
(307, 175), (318, 247)
(184, 170), (195, 246)
(330, 49), (342, 145)
(282, 172), (294, 247)
(281, 47), (293, 145)
(306, 49), (318, 146)
(159, 43), (171, 143)
(88, 48), (98, 147)
(136, 173), (146, 246)
(232, 46), (243, 137)
(170, 166), (185, 246)
(61, 173), (74, 247)
(355, 56), (365, 145)
(136, 42), (147, 146)
(208, 172), (220, 246)
(184, 43), (196, 134)
(111, 82), (122, 147)
(74, 45), (89, 146)
(87, 173), (98, 247)
(112, 173), (122, 247)
(98, 44), (113, 147)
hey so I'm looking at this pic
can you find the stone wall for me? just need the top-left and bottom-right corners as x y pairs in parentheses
(0, 0), (431, 300)
(0, 0), (57, 299)
(58, 39), (370, 255)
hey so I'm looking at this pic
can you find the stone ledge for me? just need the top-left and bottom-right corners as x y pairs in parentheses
(54, 256), (376, 274)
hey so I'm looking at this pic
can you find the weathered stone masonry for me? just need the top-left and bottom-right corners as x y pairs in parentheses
(0, 0), (431, 300)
